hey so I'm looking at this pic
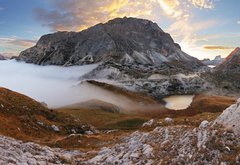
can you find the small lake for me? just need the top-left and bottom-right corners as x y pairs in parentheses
(163, 95), (195, 110)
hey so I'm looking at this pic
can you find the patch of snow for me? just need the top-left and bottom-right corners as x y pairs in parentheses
(51, 125), (60, 132)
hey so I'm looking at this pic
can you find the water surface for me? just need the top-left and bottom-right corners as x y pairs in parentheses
(163, 95), (195, 110)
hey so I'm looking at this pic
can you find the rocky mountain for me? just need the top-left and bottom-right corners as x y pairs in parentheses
(17, 17), (203, 70)
(208, 47), (240, 92)
(215, 47), (240, 72)
(201, 55), (224, 66)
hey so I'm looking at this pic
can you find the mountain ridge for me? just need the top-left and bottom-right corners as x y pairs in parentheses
(17, 17), (203, 70)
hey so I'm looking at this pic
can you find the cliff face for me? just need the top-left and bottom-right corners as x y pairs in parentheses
(17, 17), (202, 70)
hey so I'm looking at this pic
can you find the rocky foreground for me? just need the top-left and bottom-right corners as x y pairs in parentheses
(1, 99), (240, 164)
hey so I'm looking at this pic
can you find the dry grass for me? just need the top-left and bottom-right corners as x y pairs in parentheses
(56, 108), (149, 130)
(0, 87), (91, 144)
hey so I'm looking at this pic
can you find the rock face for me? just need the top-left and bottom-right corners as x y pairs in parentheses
(214, 98), (240, 135)
(17, 17), (202, 70)
(201, 55), (224, 66)
(0, 135), (82, 164)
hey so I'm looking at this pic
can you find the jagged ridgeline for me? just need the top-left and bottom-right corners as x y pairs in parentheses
(17, 17), (203, 70)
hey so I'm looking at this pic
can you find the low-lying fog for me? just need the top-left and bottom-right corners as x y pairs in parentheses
(0, 60), (99, 108)
(0, 60), (194, 111)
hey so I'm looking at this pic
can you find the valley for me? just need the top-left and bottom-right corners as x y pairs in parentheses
(0, 17), (240, 164)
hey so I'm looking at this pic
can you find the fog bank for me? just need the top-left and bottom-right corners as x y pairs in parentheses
(0, 60), (98, 108)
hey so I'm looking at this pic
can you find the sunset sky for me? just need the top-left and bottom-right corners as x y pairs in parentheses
(0, 0), (239, 59)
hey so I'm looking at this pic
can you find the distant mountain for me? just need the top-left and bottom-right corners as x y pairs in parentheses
(17, 17), (203, 70)
(201, 55), (224, 66)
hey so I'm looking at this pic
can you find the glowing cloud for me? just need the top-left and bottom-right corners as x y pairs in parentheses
(204, 46), (235, 50)
(188, 0), (214, 9)
(35, 0), (157, 31)
(157, 0), (183, 19)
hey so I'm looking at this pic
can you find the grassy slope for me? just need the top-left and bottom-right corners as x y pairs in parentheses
(56, 95), (236, 130)
(0, 87), (91, 143)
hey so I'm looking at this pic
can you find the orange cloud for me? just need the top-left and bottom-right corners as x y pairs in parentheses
(35, 0), (157, 32)
(203, 46), (235, 50)
(0, 37), (36, 56)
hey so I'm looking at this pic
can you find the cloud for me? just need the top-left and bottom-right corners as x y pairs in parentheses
(168, 20), (216, 46)
(0, 37), (36, 56)
(157, 0), (214, 20)
(237, 20), (240, 25)
(0, 60), (149, 110)
(203, 45), (235, 50)
(188, 0), (214, 9)
(158, 0), (217, 58)
(0, 60), (99, 108)
(34, 0), (215, 32)
(34, 0), (157, 31)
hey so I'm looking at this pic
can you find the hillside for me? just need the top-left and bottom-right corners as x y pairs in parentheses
(0, 87), (93, 143)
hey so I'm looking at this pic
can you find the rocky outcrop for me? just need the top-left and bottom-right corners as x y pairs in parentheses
(201, 55), (224, 66)
(214, 98), (240, 135)
(0, 135), (83, 164)
(17, 17), (203, 70)
(87, 121), (240, 164)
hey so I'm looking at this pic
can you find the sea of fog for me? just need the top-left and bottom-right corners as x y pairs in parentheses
(0, 60), (99, 108)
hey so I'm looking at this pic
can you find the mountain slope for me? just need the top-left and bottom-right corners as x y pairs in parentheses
(210, 47), (240, 92)
(0, 87), (93, 142)
(17, 17), (203, 70)
(215, 47), (240, 71)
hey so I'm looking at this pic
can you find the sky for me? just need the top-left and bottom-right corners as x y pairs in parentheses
(0, 0), (239, 60)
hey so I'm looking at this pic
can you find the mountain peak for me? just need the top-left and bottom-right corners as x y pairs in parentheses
(104, 17), (163, 32)
(17, 17), (202, 70)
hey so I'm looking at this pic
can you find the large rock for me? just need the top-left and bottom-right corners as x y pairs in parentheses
(214, 98), (240, 135)
(17, 17), (202, 70)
